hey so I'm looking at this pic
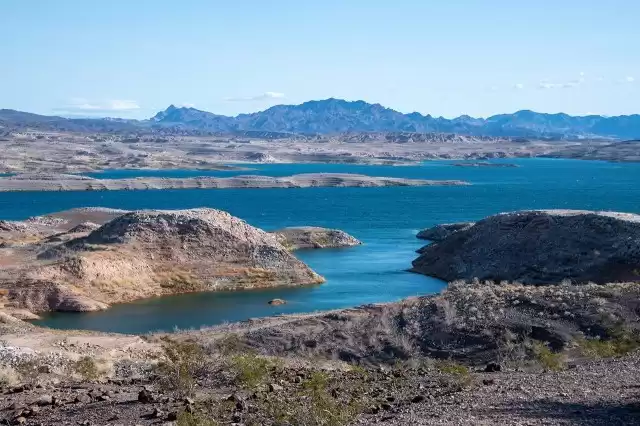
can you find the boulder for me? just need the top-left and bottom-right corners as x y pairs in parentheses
(268, 299), (287, 306)
(411, 210), (640, 284)
(273, 227), (361, 250)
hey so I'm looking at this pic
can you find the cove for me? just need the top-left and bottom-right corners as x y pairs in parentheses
(0, 158), (638, 333)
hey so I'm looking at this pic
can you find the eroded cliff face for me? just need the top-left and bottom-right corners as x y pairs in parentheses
(411, 210), (640, 285)
(1, 208), (324, 315)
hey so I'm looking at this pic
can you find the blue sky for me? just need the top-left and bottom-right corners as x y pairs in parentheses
(1, 0), (638, 118)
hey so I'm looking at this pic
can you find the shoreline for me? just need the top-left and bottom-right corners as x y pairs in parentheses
(0, 173), (470, 192)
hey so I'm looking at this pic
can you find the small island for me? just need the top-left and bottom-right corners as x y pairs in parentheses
(272, 227), (362, 250)
(0, 173), (470, 192)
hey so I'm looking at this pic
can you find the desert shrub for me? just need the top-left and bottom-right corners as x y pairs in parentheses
(436, 360), (469, 376)
(155, 337), (207, 395)
(258, 371), (364, 426)
(72, 356), (100, 380)
(176, 411), (218, 426)
(577, 329), (640, 358)
(0, 366), (19, 387)
(214, 334), (251, 356)
(435, 360), (472, 388)
(13, 359), (48, 383)
(227, 353), (275, 389)
(532, 341), (565, 371)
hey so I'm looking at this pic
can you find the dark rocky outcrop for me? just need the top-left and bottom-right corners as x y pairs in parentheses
(416, 222), (474, 242)
(272, 227), (362, 250)
(411, 210), (640, 284)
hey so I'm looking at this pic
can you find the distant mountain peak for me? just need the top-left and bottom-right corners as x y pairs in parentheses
(2, 99), (639, 139)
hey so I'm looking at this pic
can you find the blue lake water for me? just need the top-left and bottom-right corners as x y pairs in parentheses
(1, 158), (639, 333)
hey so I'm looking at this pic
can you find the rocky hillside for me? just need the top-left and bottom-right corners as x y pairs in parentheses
(1, 208), (323, 315)
(411, 210), (640, 284)
(272, 227), (362, 250)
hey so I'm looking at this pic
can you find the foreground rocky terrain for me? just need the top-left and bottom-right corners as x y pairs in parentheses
(412, 210), (640, 284)
(1, 279), (639, 425)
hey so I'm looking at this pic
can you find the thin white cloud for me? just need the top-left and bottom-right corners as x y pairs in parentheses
(538, 74), (586, 90)
(539, 81), (563, 90)
(513, 83), (525, 90)
(224, 91), (286, 102)
(55, 98), (141, 115)
(625, 76), (635, 83)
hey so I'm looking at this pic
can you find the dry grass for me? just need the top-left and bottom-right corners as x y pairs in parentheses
(176, 411), (219, 426)
(0, 366), (20, 387)
(72, 356), (100, 380)
(155, 337), (208, 396)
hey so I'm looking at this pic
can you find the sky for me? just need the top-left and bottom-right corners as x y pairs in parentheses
(1, 0), (638, 119)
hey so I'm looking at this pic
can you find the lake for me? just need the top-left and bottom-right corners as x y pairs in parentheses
(2, 158), (639, 333)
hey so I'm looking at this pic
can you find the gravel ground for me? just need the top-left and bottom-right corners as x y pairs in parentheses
(363, 353), (640, 425)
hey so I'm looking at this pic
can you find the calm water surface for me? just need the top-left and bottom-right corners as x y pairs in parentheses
(1, 159), (638, 333)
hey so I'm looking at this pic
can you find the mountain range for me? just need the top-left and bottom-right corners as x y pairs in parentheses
(2, 98), (640, 140)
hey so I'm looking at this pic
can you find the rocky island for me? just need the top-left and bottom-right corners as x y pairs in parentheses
(0, 173), (469, 192)
(412, 210), (640, 284)
(272, 227), (362, 250)
(0, 208), (325, 318)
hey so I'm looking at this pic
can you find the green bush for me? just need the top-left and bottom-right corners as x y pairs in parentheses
(435, 360), (472, 389)
(532, 342), (565, 371)
(228, 353), (274, 389)
(578, 330), (640, 358)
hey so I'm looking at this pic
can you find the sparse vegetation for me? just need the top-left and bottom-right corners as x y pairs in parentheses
(577, 329), (640, 358)
(176, 411), (219, 426)
(252, 371), (366, 426)
(155, 337), (208, 395)
(214, 333), (251, 356)
(227, 353), (276, 389)
(13, 359), (46, 383)
(72, 356), (100, 380)
(436, 360), (473, 388)
(532, 341), (566, 371)
(0, 366), (19, 388)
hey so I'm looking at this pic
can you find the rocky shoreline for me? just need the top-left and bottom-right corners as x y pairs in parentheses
(0, 173), (469, 192)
